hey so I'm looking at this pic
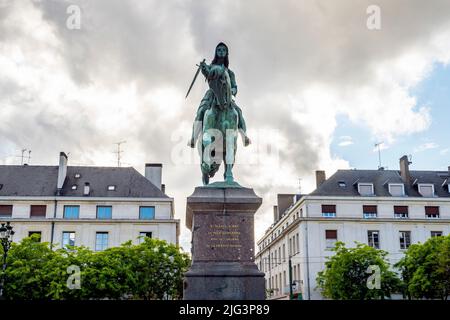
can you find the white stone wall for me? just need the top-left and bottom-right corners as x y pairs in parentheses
(0, 198), (178, 250)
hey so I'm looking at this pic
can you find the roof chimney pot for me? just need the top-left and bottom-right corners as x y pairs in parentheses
(315, 170), (326, 189)
(399, 155), (412, 185)
(145, 163), (162, 190)
(57, 152), (68, 195)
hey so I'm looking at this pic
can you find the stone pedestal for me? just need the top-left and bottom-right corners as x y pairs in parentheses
(183, 186), (265, 300)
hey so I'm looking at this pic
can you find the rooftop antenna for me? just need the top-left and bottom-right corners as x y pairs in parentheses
(114, 141), (126, 167)
(298, 178), (302, 194)
(20, 148), (27, 165)
(27, 150), (31, 164)
(374, 142), (384, 169)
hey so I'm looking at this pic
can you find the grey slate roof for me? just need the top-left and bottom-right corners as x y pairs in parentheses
(310, 169), (450, 198)
(0, 165), (168, 198)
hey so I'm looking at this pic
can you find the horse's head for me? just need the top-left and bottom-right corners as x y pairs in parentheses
(207, 65), (232, 109)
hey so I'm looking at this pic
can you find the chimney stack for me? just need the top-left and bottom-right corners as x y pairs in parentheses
(57, 152), (68, 195)
(448, 166), (450, 175)
(399, 155), (412, 184)
(83, 182), (90, 196)
(145, 163), (162, 190)
(273, 205), (279, 223)
(161, 184), (166, 194)
(315, 170), (326, 188)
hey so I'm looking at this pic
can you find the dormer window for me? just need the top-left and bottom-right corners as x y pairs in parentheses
(418, 183), (434, 197)
(71, 185), (77, 190)
(107, 185), (116, 191)
(389, 183), (405, 197)
(358, 183), (374, 196)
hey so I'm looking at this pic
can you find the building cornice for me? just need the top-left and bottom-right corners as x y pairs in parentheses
(304, 195), (450, 202)
(2, 218), (180, 224)
(0, 196), (174, 202)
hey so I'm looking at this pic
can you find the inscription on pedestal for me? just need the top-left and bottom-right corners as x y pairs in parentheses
(193, 213), (254, 262)
(207, 224), (242, 249)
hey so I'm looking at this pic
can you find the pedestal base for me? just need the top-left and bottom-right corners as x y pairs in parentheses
(184, 262), (265, 300)
(183, 186), (265, 300)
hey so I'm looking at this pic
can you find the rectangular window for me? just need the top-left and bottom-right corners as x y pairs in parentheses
(322, 205), (336, 217)
(389, 183), (405, 197)
(425, 206), (439, 219)
(95, 232), (109, 251)
(394, 206), (408, 219)
(63, 205), (80, 219)
(139, 206), (155, 220)
(399, 231), (411, 249)
(96, 206), (112, 219)
(139, 231), (152, 243)
(358, 183), (374, 196)
(431, 231), (443, 237)
(0, 205), (12, 217)
(325, 230), (337, 249)
(368, 230), (380, 249)
(363, 205), (378, 218)
(28, 231), (41, 242)
(30, 205), (46, 218)
(418, 184), (434, 197)
(62, 231), (76, 248)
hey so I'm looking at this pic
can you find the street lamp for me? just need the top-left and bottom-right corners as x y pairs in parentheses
(0, 221), (15, 299)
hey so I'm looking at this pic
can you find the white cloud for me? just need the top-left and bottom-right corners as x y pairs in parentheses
(414, 142), (440, 153)
(338, 136), (354, 147)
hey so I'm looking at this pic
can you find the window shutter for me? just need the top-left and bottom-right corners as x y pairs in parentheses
(394, 206), (408, 214)
(30, 205), (46, 217)
(425, 206), (439, 215)
(325, 230), (337, 239)
(0, 205), (12, 216)
(363, 205), (377, 213)
(322, 205), (336, 213)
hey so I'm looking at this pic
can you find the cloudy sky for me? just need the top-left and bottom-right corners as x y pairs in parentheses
(1, 0), (450, 251)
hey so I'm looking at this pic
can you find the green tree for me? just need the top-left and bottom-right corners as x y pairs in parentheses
(316, 242), (401, 299)
(395, 234), (450, 300)
(0, 235), (190, 300)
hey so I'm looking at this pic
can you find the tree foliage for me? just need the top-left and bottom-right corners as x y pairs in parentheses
(0, 235), (190, 300)
(316, 242), (401, 300)
(395, 234), (450, 300)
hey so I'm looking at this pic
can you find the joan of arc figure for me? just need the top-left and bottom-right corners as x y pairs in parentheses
(188, 42), (251, 149)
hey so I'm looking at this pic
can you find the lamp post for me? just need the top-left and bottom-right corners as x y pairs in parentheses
(0, 221), (15, 299)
